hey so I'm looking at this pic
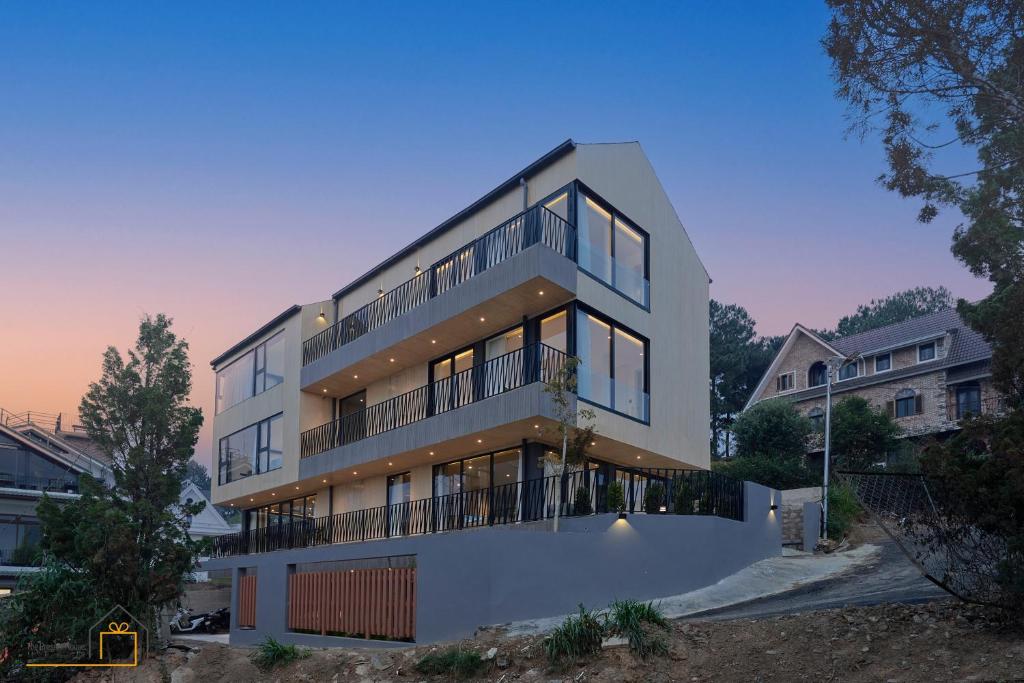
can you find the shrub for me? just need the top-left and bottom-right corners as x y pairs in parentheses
(414, 647), (484, 678)
(574, 486), (592, 515)
(607, 599), (669, 658)
(606, 481), (625, 513)
(249, 636), (310, 671)
(830, 396), (901, 471)
(826, 481), (861, 540)
(713, 455), (817, 491)
(732, 399), (812, 461)
(544, 604), (605, 665)
(673, 477), (695, 514)
(644, 483), (666, 514)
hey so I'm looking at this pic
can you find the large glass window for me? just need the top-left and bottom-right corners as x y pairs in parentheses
(245, 494), (316, 531)
(387, 472), (411, 506)
(576, 191), (649, 305)
(218, 413), (283, 485)
(540, 310), (568, 352)
(575, 308), (649, 421)
(215, 331), (285, 413)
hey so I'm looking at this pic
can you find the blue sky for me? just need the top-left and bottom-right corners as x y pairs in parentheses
(0, 2), (990, 462)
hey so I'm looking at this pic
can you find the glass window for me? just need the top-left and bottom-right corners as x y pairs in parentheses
(215, 353), (254, 414)
(218, 413), (282, 485)
(492, 449), (520, 486)
(387, 472), (411, 506)
(614, 218), (646, 304)
(919, 342), (936, 362)
(875, 353), (891, 372)
(808, 362), (827, 387)
(215, 331), (285, 413)
(540, 310), (568, 352)
(576, 312), (612, 407)
(578, 196), (613, 283)
(433, 461), (462, 498)
(544, 192), (569, 222)
(838, 363), (858, 381)
(576, 191), (649, 305)
(266, 414), (283, 471)
(614, 329), (646, 419)
(485, 327), (523, 359)
(463, 454), (491, 492)
(956, 384), (982, 418)
(808, 408), (824, 431)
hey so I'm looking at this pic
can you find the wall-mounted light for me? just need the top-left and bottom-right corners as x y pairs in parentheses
(770, 504), (779, 511)
(318, 306), (326, 320)
(659, 505), (667, 513)
(618, 511), (628, 520)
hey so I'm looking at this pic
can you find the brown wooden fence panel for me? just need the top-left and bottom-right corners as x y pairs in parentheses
(238, 575), (257, 628)
(286, 567), (416, 640)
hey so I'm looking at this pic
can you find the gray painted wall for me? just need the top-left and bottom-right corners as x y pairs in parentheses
(803, 500), (821, 552)
(204, 482), (780, 647)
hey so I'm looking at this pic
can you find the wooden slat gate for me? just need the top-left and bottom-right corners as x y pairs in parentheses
(238, 575), (257, 628)
(287, 567), (416, 640)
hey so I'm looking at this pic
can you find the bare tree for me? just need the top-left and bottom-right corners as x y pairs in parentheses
(544, 356), (597, 533)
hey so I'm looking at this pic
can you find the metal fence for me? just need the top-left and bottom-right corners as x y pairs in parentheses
(300, 343), (569, 458)
(211, 468), (744, 558)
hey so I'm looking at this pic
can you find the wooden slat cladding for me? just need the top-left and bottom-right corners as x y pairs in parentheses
(238, 575), (257, 628)
(287, 567), (416, 641)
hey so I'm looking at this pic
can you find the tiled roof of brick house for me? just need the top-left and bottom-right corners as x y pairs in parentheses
(830, 308), (990, 366)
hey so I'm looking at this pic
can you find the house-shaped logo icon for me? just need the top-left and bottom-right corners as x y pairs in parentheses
(88, 605), (148, 664)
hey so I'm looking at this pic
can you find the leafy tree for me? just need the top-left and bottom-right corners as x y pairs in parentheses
(834, 287), (955, 337)
(824, 1), (1024, 408)
(544, 356), (597, 532)
(39, 315), (204, 641)
(830, 396), (901, 471)
(709, 300), (757, 457)
(709, 300), (785, 458)
(185, 460), (212, 496)
(717, 400), (818, 489)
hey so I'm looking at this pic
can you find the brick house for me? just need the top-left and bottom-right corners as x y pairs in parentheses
(744, 308), (1001, 456)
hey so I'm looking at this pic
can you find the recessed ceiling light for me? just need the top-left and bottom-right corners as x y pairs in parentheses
(476, 438), (483, 444)
(479, 317), (485, 322)
(388, 462), (393, 466)
(636, 455), (642, 460)
(295, 486), (300, 490)
(429, 451), (434, 455)
(431, 339), (436, 344)
(353, 374), (358, 379)
(322, 388), (327, 393)
(322, 479), (327, 483)
(389, 358), (395, 362)
(271, 492), (276, 496)
(230, 503), (235, 506)
(250, 498), (254, 502)
(353, 471), (358, 475)
(538, 290), (544, 295)
(533, 424), (540, 429)
(591, 441), (596, 446)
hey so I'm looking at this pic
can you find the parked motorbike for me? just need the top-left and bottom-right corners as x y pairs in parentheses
(170, 606), (230, 634)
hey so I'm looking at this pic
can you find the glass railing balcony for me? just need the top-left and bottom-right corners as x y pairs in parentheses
(303, 206), (577, 366)
(300, 343), (571, 458)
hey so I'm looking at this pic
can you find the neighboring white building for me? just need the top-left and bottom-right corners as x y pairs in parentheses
(180, 480), (238, 541)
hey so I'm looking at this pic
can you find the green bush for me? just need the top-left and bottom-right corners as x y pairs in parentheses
(644, 482), (666, 514)
(673, 477), (694, 514)
(607, 599), (668, 658)
(826, 481), (861, 540)
(414, 647), (484, 678)
(713, 455), (817, 491)
(249, 636), (310, 671)
(544, 604), (605, 665)
(732, 399), (812, 460)
(574, 486), (592, 515)
(606, 481), (625, 513)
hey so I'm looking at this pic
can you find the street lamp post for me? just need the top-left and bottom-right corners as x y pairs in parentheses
(822, 354), (857, 540)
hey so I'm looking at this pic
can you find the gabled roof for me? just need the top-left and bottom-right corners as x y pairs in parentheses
(743, 324), (840, 410)
(180, 480), (237, 537)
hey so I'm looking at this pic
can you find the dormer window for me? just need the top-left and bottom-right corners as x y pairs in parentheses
(875, 353), (891, 372)
(918, 341), (936, 362)
(838, 362), (858, 381)
(808, 362), (827, 388)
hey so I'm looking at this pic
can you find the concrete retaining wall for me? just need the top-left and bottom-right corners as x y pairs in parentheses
(203, 481), (780, 646)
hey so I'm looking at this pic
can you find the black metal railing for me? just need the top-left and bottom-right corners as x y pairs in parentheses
(302, 205), (577, 365)
(300, 343), (569, 458)
(0, 472), (79, 493)
(210, 468), (745, 558)
(947, 396), (1007, 421)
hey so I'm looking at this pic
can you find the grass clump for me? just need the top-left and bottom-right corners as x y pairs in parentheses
(544, 604), (605, 665)
(607, 599), (669, 658)
(249, 636), (310, 671)
(826, 481), (862, 540)
(414, 647), (484, 678)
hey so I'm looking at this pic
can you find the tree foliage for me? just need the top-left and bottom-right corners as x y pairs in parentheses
(824, 0), (1024, 408)
(830, 396), (902, 471)
(717, 400), (818, 490)
(0, 314), (205, 672)
(834, 286), (954, 337)
(185, 460), (212, 496)
(709, 300), (785, 457)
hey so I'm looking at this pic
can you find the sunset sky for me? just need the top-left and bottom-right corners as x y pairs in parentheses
(0, 3), (990, 469)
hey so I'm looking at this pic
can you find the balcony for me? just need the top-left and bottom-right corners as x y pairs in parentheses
(0, 472), (79, 494)
(300, 343), (569, 459)
(210, 467), (745, 558)
(947, 396), (1008, 421)
(300, 206), (577, 395)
